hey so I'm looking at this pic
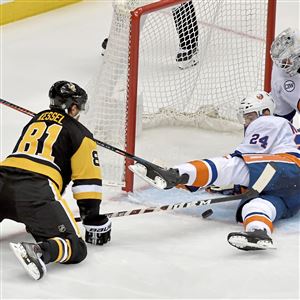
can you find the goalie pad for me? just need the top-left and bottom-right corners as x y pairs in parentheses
(129, 163), (189, 190)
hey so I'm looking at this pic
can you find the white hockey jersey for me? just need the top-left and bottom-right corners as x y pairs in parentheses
(176, 116), (300, 188)
(271, 64), (300, 116)
(235, 115), (300, 155)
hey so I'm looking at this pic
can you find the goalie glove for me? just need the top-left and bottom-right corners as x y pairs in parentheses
(129, 163), (189, 189)
(82, 215), (112, 246)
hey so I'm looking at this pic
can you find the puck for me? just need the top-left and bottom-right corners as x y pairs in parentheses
(202, 209), (213, 218)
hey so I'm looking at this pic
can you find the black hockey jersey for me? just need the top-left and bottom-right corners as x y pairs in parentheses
(1, 109), (102, 202)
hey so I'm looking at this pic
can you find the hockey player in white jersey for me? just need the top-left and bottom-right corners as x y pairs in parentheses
(130, 91), (300, 251)
(270, 28), (300, 122)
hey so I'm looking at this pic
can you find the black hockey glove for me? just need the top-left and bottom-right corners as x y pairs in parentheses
(159, 167), (189, 189)
(129, 163), (189, 189)
(206, 184), (246, 195)
(82, 214), (112, 246)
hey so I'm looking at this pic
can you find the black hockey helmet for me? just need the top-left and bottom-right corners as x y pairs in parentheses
(49, 81), (87, 111)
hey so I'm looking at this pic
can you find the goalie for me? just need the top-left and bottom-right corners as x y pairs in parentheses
(270, 28), (300, 123)
(130, 91), (300, 251)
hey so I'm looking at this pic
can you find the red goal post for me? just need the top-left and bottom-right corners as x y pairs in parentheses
(126, 0), (191, 192)
(85, 0), (277, 192)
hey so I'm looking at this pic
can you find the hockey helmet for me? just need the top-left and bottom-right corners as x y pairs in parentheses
(49, 81), (87, 111)
(270, 28), (300, 76)
(237, 91), (275, 124)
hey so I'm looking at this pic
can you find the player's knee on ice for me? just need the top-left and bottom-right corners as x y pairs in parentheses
(41, 235), (87, 264)
(62, 236), (87, 264)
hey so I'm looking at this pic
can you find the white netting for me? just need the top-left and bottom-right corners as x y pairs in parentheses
(84, 0), (271, 188)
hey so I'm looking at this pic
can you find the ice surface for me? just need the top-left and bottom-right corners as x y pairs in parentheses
(0, 1), (299, 299)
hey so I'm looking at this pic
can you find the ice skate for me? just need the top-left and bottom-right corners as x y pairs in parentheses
(10, 242), (47, 280)
(227, 229), (275, 251)
(101, 37), (108, 56)
(176, 47), (198, 70)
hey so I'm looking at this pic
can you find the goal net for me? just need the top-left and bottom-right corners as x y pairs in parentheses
(84, 0), (276, 191)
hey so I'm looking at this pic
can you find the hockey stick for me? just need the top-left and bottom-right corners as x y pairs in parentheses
(0, 98), (159, 168)
(1, 99), (277, 221)
(74, 163), (276, 221)
(0, 98), (35, 117)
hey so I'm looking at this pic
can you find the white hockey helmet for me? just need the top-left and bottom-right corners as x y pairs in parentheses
(270, 28), (300, 76)
(237, 91), (275, 124)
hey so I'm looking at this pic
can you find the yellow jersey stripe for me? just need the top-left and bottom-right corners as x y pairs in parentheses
(73, 191), (102, 201)
(49, 181), (81, 237)
(1, 156), (63, 191)
(51, 238), (63, 262)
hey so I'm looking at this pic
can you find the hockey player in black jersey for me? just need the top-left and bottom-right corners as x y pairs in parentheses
(0, 81), (111, 280)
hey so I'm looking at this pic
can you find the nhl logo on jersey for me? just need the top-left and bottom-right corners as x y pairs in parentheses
(58, 224), (66, 233)
(284, 80), (295, 92)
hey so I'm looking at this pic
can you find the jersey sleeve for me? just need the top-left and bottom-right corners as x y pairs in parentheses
(174, 156), (250, 188)
(71, 136), (102, 202)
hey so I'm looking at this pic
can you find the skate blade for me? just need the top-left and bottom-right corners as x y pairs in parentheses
(178, 58), (199, 70)
(228, 236), (276, 250)
(9, 243), (44, 280)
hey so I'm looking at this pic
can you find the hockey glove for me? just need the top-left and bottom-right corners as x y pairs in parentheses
(129, 163), (189, 189)
(82, 214), (112, 246)
(206, 184), (246, 195)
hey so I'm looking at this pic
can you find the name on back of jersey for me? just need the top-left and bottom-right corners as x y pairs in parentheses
(37, 112), (65, 124)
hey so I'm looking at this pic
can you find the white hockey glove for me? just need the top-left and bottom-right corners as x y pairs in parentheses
(82, 215), (112, 246)
(129, 163), (189, 190)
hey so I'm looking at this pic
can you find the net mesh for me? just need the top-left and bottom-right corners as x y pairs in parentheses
(84, 0), (270, 187)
